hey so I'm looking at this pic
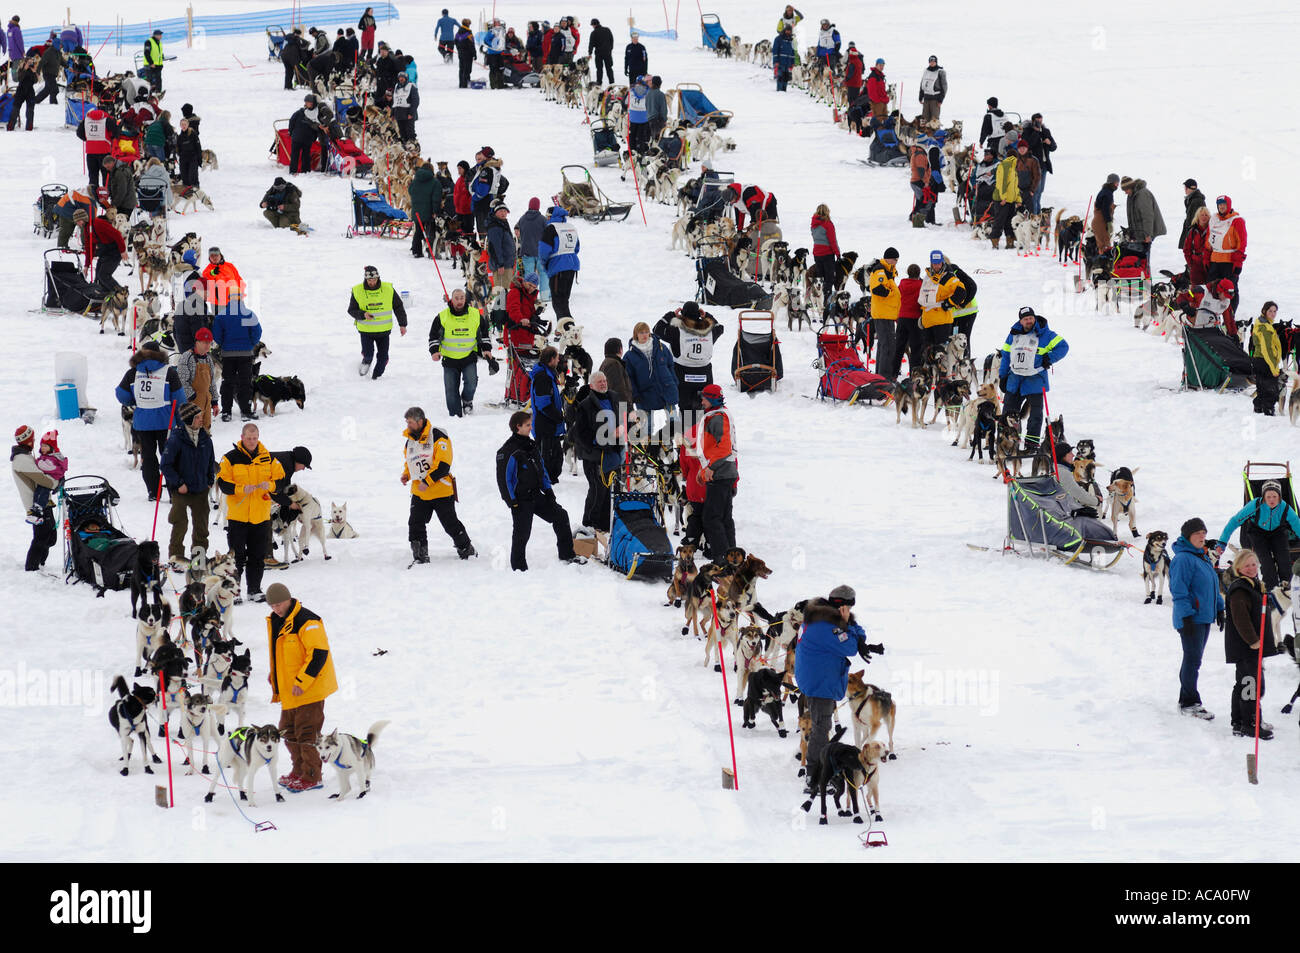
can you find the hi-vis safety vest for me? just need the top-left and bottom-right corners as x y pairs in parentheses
(351, 281), (396, 333)
(1008, 335), (1041, 376)
(551, 222), (579, 255)
(953, 296), (978, 319)
(437, 306), (482, 359)
(146, 37), (164, 66)
(133, 365), (168, 408)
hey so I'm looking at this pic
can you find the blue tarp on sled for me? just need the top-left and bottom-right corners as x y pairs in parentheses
(608, 491), (673, 581)
(675, 83), (732, 127)
(700, 13), (728, 49)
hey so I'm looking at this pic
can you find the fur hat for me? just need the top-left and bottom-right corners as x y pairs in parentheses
(178, 402), (201, 425)
(14, 425), (34, 446)
(1120, 176), (1135, 190)
(1180, 517), (1207, 539)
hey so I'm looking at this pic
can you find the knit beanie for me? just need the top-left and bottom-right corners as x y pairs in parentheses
(1180, 517), (1207, 539)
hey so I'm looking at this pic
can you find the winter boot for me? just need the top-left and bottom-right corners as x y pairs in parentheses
(411, 540), (430, 564)
(457, 542), (477, 560)
(991, 237), (1000, 249)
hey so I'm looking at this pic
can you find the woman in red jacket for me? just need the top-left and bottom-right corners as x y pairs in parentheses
(810, 204), (841, 310)
(1182, 206), (1210, 285)
(843, 45), (864, 101)
(452, 160), (473, 235)
(896, 263), (923, 376)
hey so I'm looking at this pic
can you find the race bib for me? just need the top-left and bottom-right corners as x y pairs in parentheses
(1009, 339), (1039, 376)
(678, 330), (714, 368)
(554, 224), (579, 254)
(919, 279), (940, 309)
(133, 366), (167, 408)
(407, 443), (434, 481)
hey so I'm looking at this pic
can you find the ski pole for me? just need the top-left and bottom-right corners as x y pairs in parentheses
(709, 588), (740, 791)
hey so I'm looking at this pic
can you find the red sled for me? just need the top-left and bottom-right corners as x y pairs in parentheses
(815, 324), (891, 404)
(271, 121), (373, 176)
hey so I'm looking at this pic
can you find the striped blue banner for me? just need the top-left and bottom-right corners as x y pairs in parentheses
(28, 2), (399, 48)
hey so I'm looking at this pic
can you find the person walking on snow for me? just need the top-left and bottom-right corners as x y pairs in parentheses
(428, 287), (494, 417)
(998, 306), (1068, 451)
(772, 27), (795, 92)
(348, 265), (408, 380)
(1169, 518), (1224, 721)
(401, 406), (475, 563)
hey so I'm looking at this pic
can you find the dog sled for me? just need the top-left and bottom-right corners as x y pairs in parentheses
(1183, 327), (1253, 391)
(64, 92), (93, 127)
(346, 180), (413, 239)
(863, 118), (907, 168)
(590, 118), (621, 168)
(503, 323), (545, 406)
(1242, 462), (1300, 564)
(731, 310), (784, 393)
(697, 254), (772, 310)
(63, 475), (139, 594)
(700, 13), (729, 50)
(556, 165), (633, 223)
(693, 168), (734, 222)
(266, 26), (287, 60)
(607, 489), (674, 582)
(674, 82), (733, 128)
(815, 323), (891, 404)
(33, 184), (67, 239)
(1006, 474), (1125, 569)
(42, 248), (103, 315)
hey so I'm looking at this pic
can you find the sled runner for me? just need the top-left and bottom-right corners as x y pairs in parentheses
(345, 180), (412, 239)
(675, 82), (733, 128)
(556, 165), (632, 223)
(1006, 475), (1125, 569)
(731, 310), (783, 393)
(814, 323), (890, 404)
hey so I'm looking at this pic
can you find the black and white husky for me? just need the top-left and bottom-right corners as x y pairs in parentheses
(316, 721), (390, 800)
(178, 693), (224, 776)
(205, 724), (285, 806)
(1141, 531), (1171, 605)
(134, 594), (172, 677)
(108, 676), (162, 776)
(217, 649), (252, 729)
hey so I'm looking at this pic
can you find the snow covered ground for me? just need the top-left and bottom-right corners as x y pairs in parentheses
(1, 0), (1298, 862)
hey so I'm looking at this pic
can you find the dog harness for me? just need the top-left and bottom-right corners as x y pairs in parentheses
(333, 738), (367, 770)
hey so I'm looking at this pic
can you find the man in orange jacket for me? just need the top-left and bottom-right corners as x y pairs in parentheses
(1206, 194), (1247, 314)
(265, 581), (338, 793)
(202, 246), (245, 310)
(692, 383), (738, 561)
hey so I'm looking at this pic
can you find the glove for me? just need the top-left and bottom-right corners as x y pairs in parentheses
(1216, 610), (1225, 631)
(1041, 356), (1051, 370)
(486, 356), (500, 376)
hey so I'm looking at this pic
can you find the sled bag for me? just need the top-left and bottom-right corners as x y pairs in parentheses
(698, 258), (773, 309)
(70, 522), (138, 592)
(608, 498), (673, 581)
(46, 260), (96, 312)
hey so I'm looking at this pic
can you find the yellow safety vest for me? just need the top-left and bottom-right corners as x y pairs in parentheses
(953, 296), (978, 319)
(437, 306), (482, 359)
(351, 281), (396, 333)
(146, 37), (164, 66)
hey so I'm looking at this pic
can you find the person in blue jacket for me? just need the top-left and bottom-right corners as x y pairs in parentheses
(1169, 518), (1226, 719)
(211, 298), (263, 423)
(627, 75), (650, 154)
(813, 19), (840, 70)
(495, 410), (584, 571)
(772, 27), (796, 92)
(116, 341), (184, 501)
(529, 346), (566, 483)
(1214, 480), (1300, 590)
(623, 320), (679, 434)
(538, 205), (580, 319)
(794, 586), (876, 792)
(159, 401), (217, 568)
(998, 306), (1068, 450)
(435, 9), (458, 61)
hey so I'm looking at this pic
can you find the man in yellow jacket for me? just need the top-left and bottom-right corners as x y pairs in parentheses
(265, 581), (337, 793)
(990, 154), (1020, 249)
(217, 423), (285, 603)
(866, 247), (902, 379)
(918, 249), (963, 347)
(402, 406), (475, 564)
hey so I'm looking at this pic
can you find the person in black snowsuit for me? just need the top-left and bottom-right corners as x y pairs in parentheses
(287, 95), (322, 175)
(652, 302), (724, 411)
(281, 30), (306, 89)
(455, 21), (476, 89)
(5, 56), (38, 131)
(624, 33), (647, 80)
(942, 260), (978, 357)
(588, 18), (615, 85)
(176, 117), (202, 186)
(495, 411), (584, 571)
